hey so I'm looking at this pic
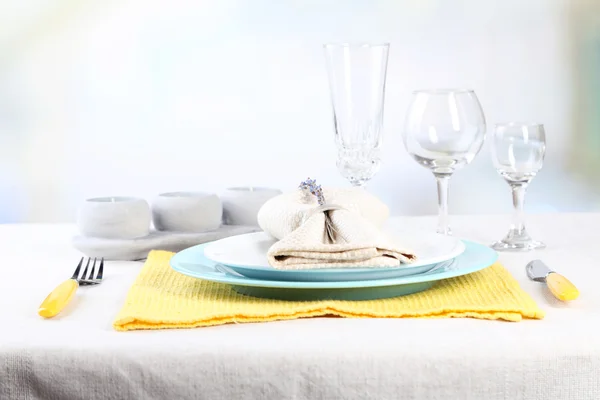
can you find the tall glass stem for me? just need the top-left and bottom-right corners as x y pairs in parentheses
(434, 173), (451, 235)
(491, 179), (545, 251)
(509, 182), (528, 235)
(353, 181), (367, 190)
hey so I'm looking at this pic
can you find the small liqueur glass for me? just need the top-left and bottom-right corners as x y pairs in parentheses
(324, 43), (390, 188)
(402, 89), (486, 235)
(490, 122), (546, 251)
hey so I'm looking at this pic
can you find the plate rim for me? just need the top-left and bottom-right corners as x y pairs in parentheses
(202, 231), (466, 272)
(170, 240), (498, 289)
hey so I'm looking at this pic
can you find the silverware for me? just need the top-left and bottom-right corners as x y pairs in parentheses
(422, 259), (455, 275)
(38, 257), (104, 318)
(526, 259), (579, 301)
(215, 263), (246, 277)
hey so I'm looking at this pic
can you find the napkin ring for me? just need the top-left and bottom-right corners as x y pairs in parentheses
(299, 178), (345, 244)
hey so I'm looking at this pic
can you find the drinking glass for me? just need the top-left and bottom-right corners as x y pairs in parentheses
(490, 123), (546, 251)
(324, 43), (389, 188)
(403, 89), (486, 235)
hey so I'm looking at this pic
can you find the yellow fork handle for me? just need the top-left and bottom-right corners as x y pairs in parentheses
(546, 272), (579, 301)
(38, 279), (79, 318)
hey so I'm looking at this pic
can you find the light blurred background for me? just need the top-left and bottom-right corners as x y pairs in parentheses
(1, 0), (599, 223)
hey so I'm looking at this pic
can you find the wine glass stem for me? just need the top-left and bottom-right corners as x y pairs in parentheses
(510, 182), (528, 234)
(434, 173), (451, 235)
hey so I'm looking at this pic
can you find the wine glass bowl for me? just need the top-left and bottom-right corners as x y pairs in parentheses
(491, 122), (546, 251)
(324, 43), (389, 188)
(403, 89), (486, 234)
(403, 89), (486, 175)
(491, 122), (546, 182)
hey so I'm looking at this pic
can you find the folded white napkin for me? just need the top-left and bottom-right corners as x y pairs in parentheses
(257, 187), (416, 270)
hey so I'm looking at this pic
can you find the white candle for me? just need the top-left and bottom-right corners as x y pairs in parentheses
(220, 187), (282, 226)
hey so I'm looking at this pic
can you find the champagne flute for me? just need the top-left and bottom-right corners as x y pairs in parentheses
(491, 123), (546, 251)
(324, 43), (389, 188)
(403, 89), (486, 235)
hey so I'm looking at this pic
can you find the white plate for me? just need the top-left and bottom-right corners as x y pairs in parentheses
(170, 240), (497, 300)
(203, 229), (465, 282)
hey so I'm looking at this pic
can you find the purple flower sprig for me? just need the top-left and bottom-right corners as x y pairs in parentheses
(299, 177), (325, 206)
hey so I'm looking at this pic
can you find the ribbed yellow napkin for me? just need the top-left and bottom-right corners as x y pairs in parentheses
(113, 250), (544, 331)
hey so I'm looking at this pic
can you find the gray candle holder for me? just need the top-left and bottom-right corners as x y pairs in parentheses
(72, 225), (259, 261)
(152, 192), (223, 232)
(221, 187), (282, 226)
(72, 188), (279, 261)
(77, 197), (152, 239)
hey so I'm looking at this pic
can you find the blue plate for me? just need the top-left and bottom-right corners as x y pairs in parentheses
(226, 262), (438, 282)
(170, 240), (498, 301)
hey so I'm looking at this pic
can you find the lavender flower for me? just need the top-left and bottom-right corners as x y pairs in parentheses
(299, 178), (325, 205)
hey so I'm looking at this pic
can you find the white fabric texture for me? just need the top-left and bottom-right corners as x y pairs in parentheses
(257, 188), (416, 269)
(2, 214), (600, 400)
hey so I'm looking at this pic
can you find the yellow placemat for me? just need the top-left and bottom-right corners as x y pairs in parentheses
(113, 250), (544, 331)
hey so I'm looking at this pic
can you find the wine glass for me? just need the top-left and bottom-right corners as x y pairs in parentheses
(403, 89), (486, 235)
(490, 123), (546, 251)
(324, 43), (389, 188)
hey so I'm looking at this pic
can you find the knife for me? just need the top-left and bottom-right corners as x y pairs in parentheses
(526, 260), (579, 301)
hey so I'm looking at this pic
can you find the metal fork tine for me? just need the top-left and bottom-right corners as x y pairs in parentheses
(97, 258), (104, 281)
(80, 258), (91, 282)
(71, 257), (84, 280)
(88, 258), (97, 280)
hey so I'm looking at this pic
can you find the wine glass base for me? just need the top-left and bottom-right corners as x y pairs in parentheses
(490, 239), (546, 252)
(436, 227), (452, 236)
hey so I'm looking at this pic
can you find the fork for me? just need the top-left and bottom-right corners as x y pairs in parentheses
(38, 257), (104, 318)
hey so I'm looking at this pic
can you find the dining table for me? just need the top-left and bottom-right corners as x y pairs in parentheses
(1, 213), (599, 400)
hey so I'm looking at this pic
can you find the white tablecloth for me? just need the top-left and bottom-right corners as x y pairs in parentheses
(1, 214), (600, 400)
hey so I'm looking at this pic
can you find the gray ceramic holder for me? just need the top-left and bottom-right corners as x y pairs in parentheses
(77, 197), (152, 239)
(73, 188), (279, 261)
(73, 225), (260, 261)
(221, 187), (282, 226)
(152, 191), (223, 232)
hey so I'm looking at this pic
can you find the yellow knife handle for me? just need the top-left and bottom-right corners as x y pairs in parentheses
(546, 272), (579, 301)
(38, 279), (79, 318)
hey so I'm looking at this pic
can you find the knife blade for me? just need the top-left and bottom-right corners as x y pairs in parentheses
(526, 260), (579, 301)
